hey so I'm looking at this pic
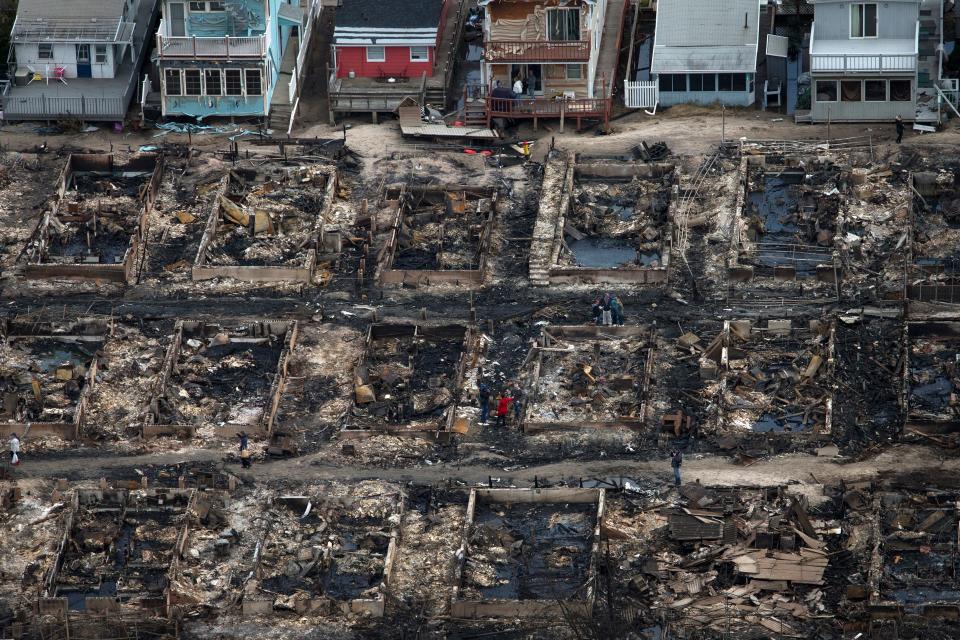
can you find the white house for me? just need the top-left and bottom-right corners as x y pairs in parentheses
(2, 0), (159, 120)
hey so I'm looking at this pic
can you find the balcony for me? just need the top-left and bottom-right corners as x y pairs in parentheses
(809, 21), (918, 75)
(156, 19), (267, 59)
(484, 40), (590, 63)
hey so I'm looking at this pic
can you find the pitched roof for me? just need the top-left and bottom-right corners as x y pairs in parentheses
(335, 0), (443, 32)
(651, 0), (761, 74)
(12, 0), (130, 42)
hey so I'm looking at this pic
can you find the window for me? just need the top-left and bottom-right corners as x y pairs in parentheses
(851, 3), (877, 38)
(748, 73), (755, 93)
(718, 73), (733, 91)
(731, 74), (747, 92)
(208, 1), (224, 9)
(366, 46), (385, 62)
(38, 43), (53, 60)
(865, 79), (886, 101)
(225, 69), (243, 95)
(245, 68), (262, 95)
(409, 46), (429, 62)
(815, 80), (838, 102)
(185, 69), (202, 95)
(658, 74), (686, 92)
(689, 73), (718, 92)
(547, 7), (580, 41)
(840, 80), (862, 101)
(95, 45), (108, 64)
(205, 69), (222, 95)
(565, 64), (583, 80)
(189, 1), (205, 10)
(164, 68), (182, 96)
(890, 79), (911, 101)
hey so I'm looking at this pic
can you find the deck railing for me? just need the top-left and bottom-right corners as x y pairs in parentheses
(486, 95), (609, 120)
(484, 40), (590, 62)
(156, 19), (267, 59)
(809, 21), (918, 74)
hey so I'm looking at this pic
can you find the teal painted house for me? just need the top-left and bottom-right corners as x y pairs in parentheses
(155, 0), (315, 127)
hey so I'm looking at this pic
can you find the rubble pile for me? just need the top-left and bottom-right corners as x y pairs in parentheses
(0, 336), (100, 425)
(207, 165), (332, 267)
(609, 484), (837, 638)
(249, 481), (400, 611)
(351, 329), (465, 431)
(526, 335), (647, 424)
(0, 152), (58, 269)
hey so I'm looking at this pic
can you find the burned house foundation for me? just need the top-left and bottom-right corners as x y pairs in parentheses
(18, 154), (163, 284)
(521, 325), (653, 433)
(375, 185), (498, 287)
(192, 164), (339, 284)
(727, 155), (843, 303)
(530, 152), (674, 287)
(144, 320), (297, 440)
(346, 322), (473, 439)
(704, 318), (835, 448)
(450, 487), (603, 619)
(0, 317), (108, 441)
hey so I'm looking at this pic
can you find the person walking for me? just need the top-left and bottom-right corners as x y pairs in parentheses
(495, 393), (512, 428)
(8, 433), (20, 466)
(478, 382), (492, 425)
(609, 295), (625, 326)
(670, 449), (682, 487)
(895, 115), (905, 144)
(238, 431), (251, 469)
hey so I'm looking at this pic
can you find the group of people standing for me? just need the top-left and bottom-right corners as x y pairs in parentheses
(478, 381), (524, 427)
(592, 293), (625, 326)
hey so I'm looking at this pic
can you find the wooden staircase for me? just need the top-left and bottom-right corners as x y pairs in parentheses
(463, 98), (488, 126)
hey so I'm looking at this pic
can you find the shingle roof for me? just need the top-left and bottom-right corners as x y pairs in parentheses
(651, 0), (761, 74)
(13, 0), (129, 42)
(335, 0), (443, 30)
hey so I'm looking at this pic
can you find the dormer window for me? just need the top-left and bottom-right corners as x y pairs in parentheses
(850, 3), (877, 38)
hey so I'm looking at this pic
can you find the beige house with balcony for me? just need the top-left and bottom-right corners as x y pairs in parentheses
(477, 0), (628, 128)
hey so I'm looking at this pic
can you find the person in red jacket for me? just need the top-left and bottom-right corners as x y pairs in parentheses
(495, 394), (513, 428)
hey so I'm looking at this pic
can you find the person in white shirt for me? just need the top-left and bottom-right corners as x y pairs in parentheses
(512, 76), (524, 96)
(9, 433), (20, 465)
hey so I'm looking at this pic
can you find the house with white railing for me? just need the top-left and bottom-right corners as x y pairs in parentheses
(645, 0), (762, 108)
(154, 0), (317, 130)
(1, 0), (160, 121)
(806, 0), (950, 124)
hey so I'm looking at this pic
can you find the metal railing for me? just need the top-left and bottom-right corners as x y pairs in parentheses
(484, 39), (590, 62)
(156, 18), (267, 58)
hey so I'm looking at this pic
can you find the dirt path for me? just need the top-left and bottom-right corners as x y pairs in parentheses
(14, 443), (948, 489)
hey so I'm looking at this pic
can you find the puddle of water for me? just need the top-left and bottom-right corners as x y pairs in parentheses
(911, 376), (953, 410)
(748, 173), (804, 237)
(568, 237), (637, 268)
(751, 413), (810, 433)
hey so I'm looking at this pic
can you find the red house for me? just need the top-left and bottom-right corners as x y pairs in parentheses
(332, 0), (446, 79)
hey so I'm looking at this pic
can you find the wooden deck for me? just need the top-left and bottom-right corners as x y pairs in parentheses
(400, 122), (499, 139)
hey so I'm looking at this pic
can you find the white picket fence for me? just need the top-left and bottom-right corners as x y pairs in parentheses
(624, 80), (658, 109)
